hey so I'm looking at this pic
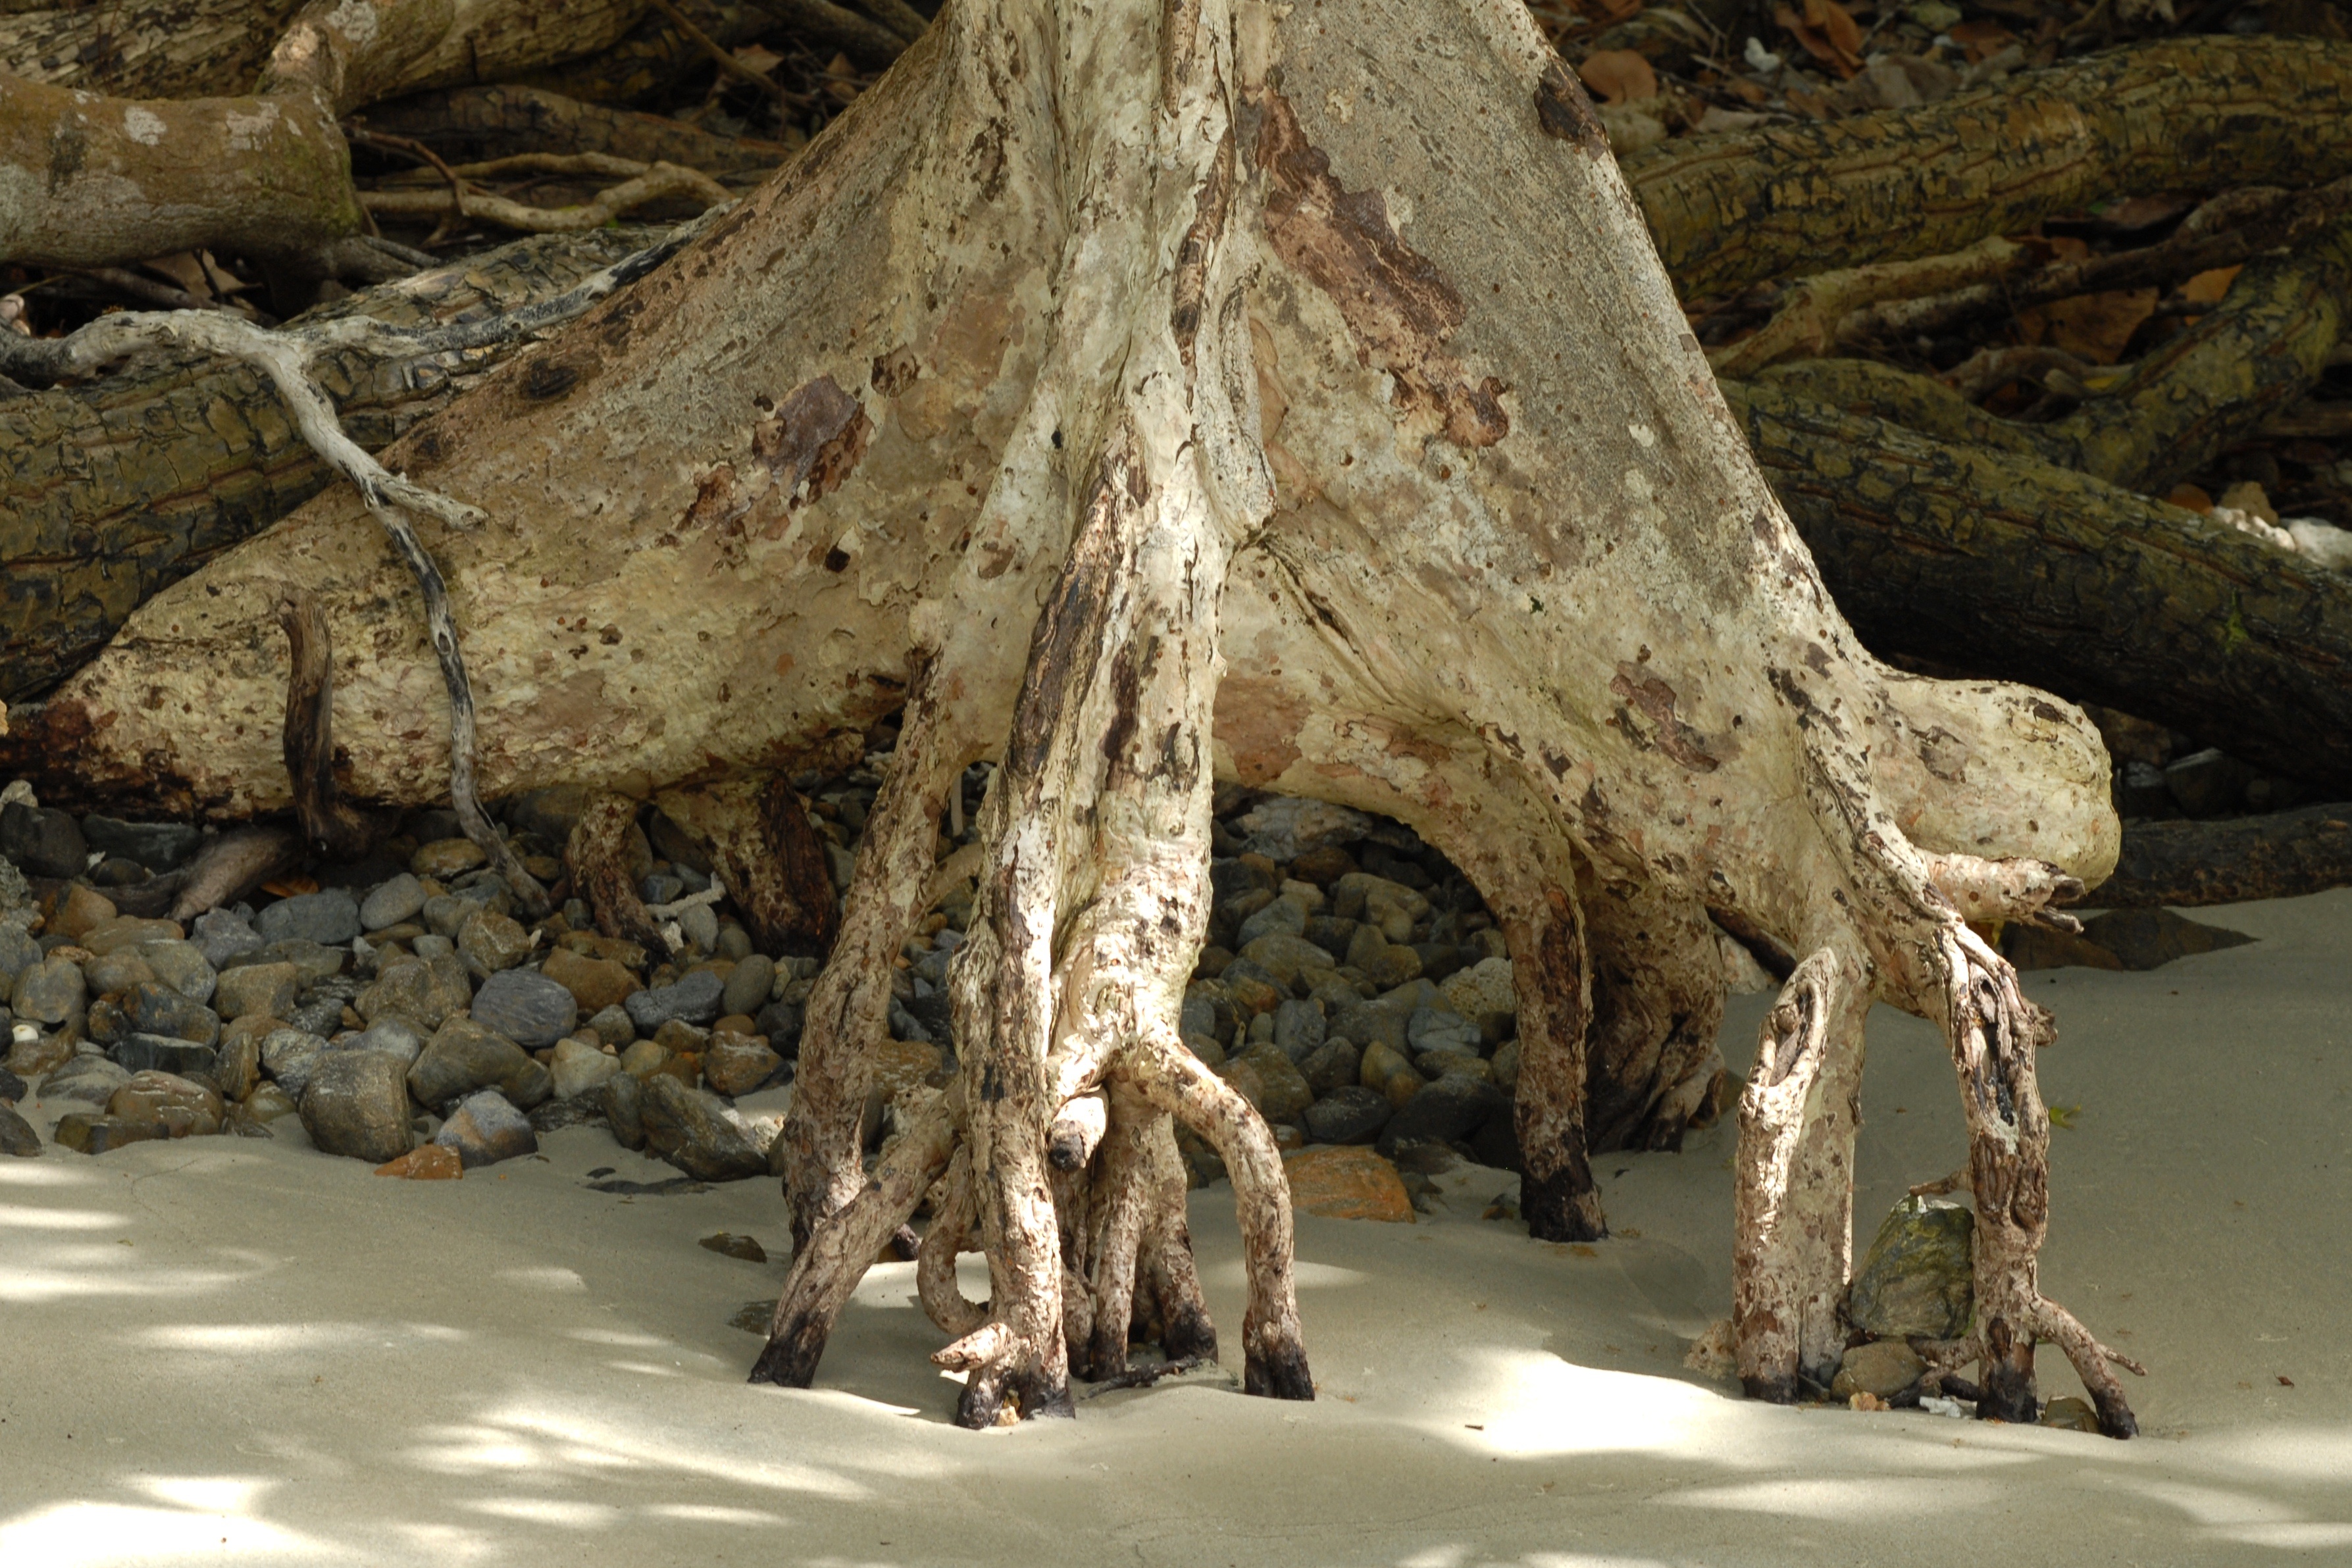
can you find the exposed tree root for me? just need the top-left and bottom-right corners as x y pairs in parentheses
(276, 590), (383, 861)
(650, 776), (838, 956)
(359, 151), (736, 232)
(359, 83), (796, 178)
(566, 791), (668, 952)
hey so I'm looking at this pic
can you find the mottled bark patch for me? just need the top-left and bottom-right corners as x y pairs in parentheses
(1252, 89), (1508, 450)
(756, 374), (871, 506)
(1609, 664), (1720, 772)
(1534, 61), (1608, 156)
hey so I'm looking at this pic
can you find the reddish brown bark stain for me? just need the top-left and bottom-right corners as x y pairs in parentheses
(1534, 61), (1610, 157)
(1214, 675), (1307, 783)
(1610, 664), (1720, 772)
(1252, 89), (1508, 450)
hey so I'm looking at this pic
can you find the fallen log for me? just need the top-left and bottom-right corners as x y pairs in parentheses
(2095, 805), (2352, 907)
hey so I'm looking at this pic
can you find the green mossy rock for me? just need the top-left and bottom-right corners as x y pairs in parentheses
(1847, 1195), (1973, 1340)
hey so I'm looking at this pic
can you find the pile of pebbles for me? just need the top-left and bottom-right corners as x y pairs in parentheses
(0, 757), (1530, 1195)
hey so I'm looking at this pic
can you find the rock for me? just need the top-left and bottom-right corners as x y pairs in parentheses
(7, 1024), (71, 1076)
(0, 1063), (22, 1103)
(625, 969), (725, 1033)
(135, 939), (216, 1004)
(242, 1082), (300, 1122)
(0, 1101), (39, 1155)
(600, 1070), (646, 1149)
(1358, 1040), (1418, 1097)
(1848, 1195), (1974, 1340)
(543, 947), (639, 1013)
(434, 1089), (538, 1167)
(677, 903), (719, 954)
(240, 938), (346, 987)
(1223, 1043), (1314, 1125)
(254, 888), (361, 947)
(469, 969), (577, 1050)
(504, 785), (590, 846)
(754, 999), (804, 1057)
(2039, 1395), (2100, 1432)
(0, 923), (40, 994)
(1333, 999), (1413, 1055)
(1283, 1145), (1412, 1221)
(412, 838), (488, 879)
(1406, 1005), (1482, 1055)
(1414, 1050), (1492, 1083)
(120, 981), (220, 1046)
(50, 884), (119, 942)
(1234, 894), (1309, 949)
(38, 1054), (129, 1104)
(528, 1094), (606, 1132)
(408, 1017), (550, 1111)
(653, 1017), (711, 1055)
(301, 1049), (417, 1163)
(1830, 1340), (1927, 1401)
(84, 949), (155, 996)
(343, 1018), (428, 1069)
(82, 817), (201, 871)
(1348, 932), (1424, 989)
(1439, 957), (1518, 1042)
(1181, 984), (1238, 1045)
(191, 907), (265, 968)
(721, 954), (774, 1020)
(357, 953), (476, 1030)
(1232, 797), (1375, 860)
(214, 1025), (262, 1101)
(639, 1074), (767, 1180)
(215, 961), (299, 1024)
(1491, 1038), (1521, 1096)
(700, 1231), (767, 1262)
(1, 801), (86, 878)
(53, 1113), (169, 1154)
(109, 1070), (225, 1138)
(376, 1144), (463, 1179)
(550, 1037), (622, 1100)
(1298, 1035), (1360, 1096)
(1303, 1084), (1391, 1144)
(1238, 933), (1335, 990)
(260, 1028), (328, 1100)
(704, 1032), (782, 1096)
(457, 910), (532, 977)
(586, 1003), (635, 1047)
(111, 1034), (218, 1078)
(1377, 1074), (1508, 1155)
(1331, 871), (1431, 924)
(11, 956), (86, 1026)
(421, 896), (470, 940)
(360, 874), (428, 931)
(1289, 844), (1358, 886)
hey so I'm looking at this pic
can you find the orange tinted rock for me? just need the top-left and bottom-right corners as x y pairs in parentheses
(871, 1039), (945, 1107)
(543, 946), (639, 1013)
(375, 1144), (463, 1180)
(1283, 1146), (1414, 1223)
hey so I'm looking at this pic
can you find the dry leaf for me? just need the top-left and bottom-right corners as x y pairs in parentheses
(1805, 0), (1864, 56)
(1949, 18), (2016, 61)
(2167, 482), (2214, 513)
(1578, 49), (1659, 103)
(2039, 288), (2158, 364)
(2182, 265), (2241, 305)
(1777, 1), (1860, 76)
(261, 876), (319, 898)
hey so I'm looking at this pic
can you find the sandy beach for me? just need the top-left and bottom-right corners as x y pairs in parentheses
(3, 890), (2346, 1567)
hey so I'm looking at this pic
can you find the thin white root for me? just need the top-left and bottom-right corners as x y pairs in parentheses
(1922, 851), (2087, 930)
(933, 1322), (1011, 1373)
(363, 158), (735, 232)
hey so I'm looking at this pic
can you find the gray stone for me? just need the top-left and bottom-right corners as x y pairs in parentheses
(754, 999), (803, 1058)
(0, 1063), (22, 1103)
(421, 895), (472, 940)
(84, 949), (156, 996)
(39, 1055), (130, 1105)
(1225, 1043), (1315, 1125)
(408, 1016), (551, 1111)
(1408, 942), (1466, 985)
(721, 954), (774, 1020)
(1331, 871), (1432, 925)
(1235, 894), (1309, 949)
(134, 940), (217, 1005)
(1831, 1340), (1928, 1401)
(639, 1074), (766, 1180)
(111, 1034), (218, 1078)
(600, 1069), (646, 1150)
(715, 925), (752, 962)
(260, 1028), (329, 1100)
(1377, 1074), (1508, 1155)
(1491, 1038), (1521, 1096)
(528, 1095), (607, 1134)
(1304, 1086), (1391, 1145)
(287, 994), (349, 1037)
(1237, 933), (1336, 989)
(469, 969), (578, 1050)
(1231, 796), (1374, 861)
(228, 938), (345, 986)
(413, 933), (457, 961)
(11, 957), (86, 1026)
(1, 802), (86, 879)
(0, 923), (41, 996)
(1414, 1050), (1491, 1083)
(1331, 999), (1413, 1055)
(503, 786), (590, 847)
(191, 908), (265, 969)
(342, 1018), (428, 1069)
(677, 903), (719, 955)
(357, 953), (475, 1030)
(587, 1003), (635, 1048)
(457, 909), (532, 978)
(625, 969), (725, 1033)
(1298, 1036), (1361, 1096)
(550, 1038), (621, 1100)
(300, 1048), (415, 1163)
(254, 888), (361, 947)
(1406, 1006), (1483, 1056)
(1847, 1196), (1974, 1340)
(640, 872), (684, 906)
(360, 873), (428, 931)
(1273, 998), (1327, 1061)
(1439, 957), (1518, 1042)
(1347, 931), (1423, 989)
(81, 816), (200, 871)
(121, 982), (219, 1046)
(0, 1101), (39, 1155)
(215, 1027), (262, 1101)
(434, 1089), (538, 1168)
(215, 961), (299, 1023)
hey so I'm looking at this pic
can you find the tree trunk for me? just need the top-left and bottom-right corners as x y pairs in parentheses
(1, 0), (2139, 1432)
